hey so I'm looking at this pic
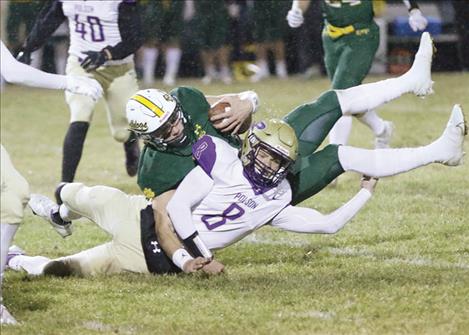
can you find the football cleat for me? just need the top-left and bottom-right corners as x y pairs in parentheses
(434, 104), (466, 166)
(163, 74), (176, 86)
(375, 121), (394, 149)
(404, 32), (435, 97)
(28, 194), (73, 238)
(0, 304), (18, 325)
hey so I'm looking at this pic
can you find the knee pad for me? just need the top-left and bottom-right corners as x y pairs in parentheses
(112, 128), (131, 143)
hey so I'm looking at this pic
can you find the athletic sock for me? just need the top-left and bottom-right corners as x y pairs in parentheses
(61, 121), (89, 183)
(338, 143), (439, 177)
(329, 116), (352, 145)
(142, 47), (158, 85)
(165, 47), (181, 80)
(357, 109), (386, 136)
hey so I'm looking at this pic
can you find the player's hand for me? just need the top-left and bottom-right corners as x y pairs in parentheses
(16, 49), (32, 65)
(408, 9), (428, 32)
(66, 75), (103, 101)
(201, 259), (225, 275)
(182, 257), (209, 273)
(287, 8), (304, 28)
(210, 91), (257, 134)
(80, 50), (109, 72)
(360, 176), (378, 194)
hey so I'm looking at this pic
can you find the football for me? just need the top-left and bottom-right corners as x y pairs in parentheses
(208, 101), (252, 134)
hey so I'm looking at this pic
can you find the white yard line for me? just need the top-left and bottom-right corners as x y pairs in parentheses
(241, 234), (469, 270)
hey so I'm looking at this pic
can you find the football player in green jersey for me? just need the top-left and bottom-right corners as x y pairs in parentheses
(287, 0), (428, 153)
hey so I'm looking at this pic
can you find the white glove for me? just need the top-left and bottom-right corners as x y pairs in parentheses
(66, 75), (103, 101)
(287, 8), (304, 28)
(408, 8), (428, 32)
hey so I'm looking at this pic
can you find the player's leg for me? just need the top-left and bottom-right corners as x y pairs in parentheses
(8, 243), (121, 277)
(338, 105), (466, 177)
(104, 63), (140, 177)
(0, 145), (29, 325)
(289, 145), (344, 205)
(62, 56), (98, 183)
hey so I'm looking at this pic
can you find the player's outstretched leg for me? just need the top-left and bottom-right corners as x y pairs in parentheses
(28, 194), (73, 238)
(337, 32), (434, 116)
(338, 105), (466, 177)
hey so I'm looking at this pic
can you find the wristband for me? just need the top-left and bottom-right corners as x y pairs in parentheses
(172, 248), (194, 270)
(240, 91), (260, 114)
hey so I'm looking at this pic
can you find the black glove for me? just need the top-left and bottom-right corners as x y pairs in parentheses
(16, 48), (32, 65)
(80, 49), (110, 72)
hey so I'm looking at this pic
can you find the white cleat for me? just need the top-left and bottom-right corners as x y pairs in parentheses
(162, 74), (176, 86)
(0, 304), (18, 325)
(6, 245), (25, 269)
(375, 121), (394, 149)
(434, 104), (467, 166)
(28, 194), (73, 238)
(405, 32), (435, 97)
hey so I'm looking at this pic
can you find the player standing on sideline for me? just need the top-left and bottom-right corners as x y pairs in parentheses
(0, 40), (102, 325)
(138, 0), (184, 86)
(16, 0), (144, 189)
(287, 0), (428, 154)
(11, 105), (466, 277)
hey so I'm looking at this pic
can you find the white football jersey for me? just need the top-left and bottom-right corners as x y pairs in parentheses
(191, 136), (292, 250)
(60, 0), (133, 65)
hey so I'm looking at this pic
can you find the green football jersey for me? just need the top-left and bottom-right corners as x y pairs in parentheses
(137, 87), (241, 198)
(322, 0), (374, 27)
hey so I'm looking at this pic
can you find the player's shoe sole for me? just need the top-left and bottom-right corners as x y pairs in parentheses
(435, 104), (467, 166)
(405, 32), (435, 97)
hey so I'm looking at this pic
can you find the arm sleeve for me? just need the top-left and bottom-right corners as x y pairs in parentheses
(271, 189), (372, 234)
(1, 41), (67, 89)
(22, 0), (66, 52)
(106, 1), (144, 60)
(167, 166), (214, 240)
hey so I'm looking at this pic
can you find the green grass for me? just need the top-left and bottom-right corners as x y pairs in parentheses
(1, 73), (468, 334)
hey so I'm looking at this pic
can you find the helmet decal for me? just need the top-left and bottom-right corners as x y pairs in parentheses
(130, 94), (165, 117)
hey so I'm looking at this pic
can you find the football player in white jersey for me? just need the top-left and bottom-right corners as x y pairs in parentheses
(0, 40), (102, 325)
(8, 104), (466, 278)
(17, 0), (144, 189)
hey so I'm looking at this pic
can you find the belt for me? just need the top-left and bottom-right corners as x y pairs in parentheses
(325, 22), (370, 39)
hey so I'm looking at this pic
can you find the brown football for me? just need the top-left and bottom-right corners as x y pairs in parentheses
(209, 101), (252, 134)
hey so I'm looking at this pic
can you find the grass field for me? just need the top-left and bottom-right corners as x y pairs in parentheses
(1, 72), (468, 335)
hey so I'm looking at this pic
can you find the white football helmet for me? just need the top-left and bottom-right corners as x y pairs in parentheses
(126, 89), (183, 149)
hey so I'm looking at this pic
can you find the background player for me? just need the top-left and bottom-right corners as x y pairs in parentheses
(0, 40), (102, 325)
(17, 0), (144, 189)
(287, 0), (428, 156)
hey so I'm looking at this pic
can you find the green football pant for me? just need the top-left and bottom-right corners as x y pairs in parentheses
(283, 91), (345, 205)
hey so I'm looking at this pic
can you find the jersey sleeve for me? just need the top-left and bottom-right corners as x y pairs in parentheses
(192, 135), (239, 178)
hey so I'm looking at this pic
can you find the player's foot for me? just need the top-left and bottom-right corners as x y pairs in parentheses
(0, 304), (18, 325)
(124, 135), (140, 177)
(28, 194), (73, 238)
(404, 32), (435, 97)
(375, 121), (394, 149)
(43, 260), (72, 277)
(163, 74), (176, 86)
(433, 104), (467, 166)
(202, 75), (213, 85)
(250, 70), (269, 83)
(6, 245), (25, 269)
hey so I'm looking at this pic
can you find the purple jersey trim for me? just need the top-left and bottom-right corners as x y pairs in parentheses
(192, 136), (217, 177)
(122, 0), (137, 3)
(242, 170), (273, 195)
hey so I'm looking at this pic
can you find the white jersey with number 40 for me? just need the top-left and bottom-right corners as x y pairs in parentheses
(61, 0), (133, 65)
(190, 136), (292, 250)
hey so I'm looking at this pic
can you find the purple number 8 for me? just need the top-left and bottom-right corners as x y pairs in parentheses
(87, 16), (105, 42)
(201, 203), (245, 230)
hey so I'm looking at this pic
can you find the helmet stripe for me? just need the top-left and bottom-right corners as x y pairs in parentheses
(131, 94), (165, 117)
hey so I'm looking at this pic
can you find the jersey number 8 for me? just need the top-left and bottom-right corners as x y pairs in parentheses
(75, 15), (105, 42)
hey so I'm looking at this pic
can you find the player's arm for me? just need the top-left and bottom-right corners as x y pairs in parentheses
(152, 191), (207, 273)
(287, 0), (311, 28)
(80, 1), (144, 71)
(17, 0), (66, 64)
(205, 91), (259, 134)
(271, 177), (377, 234)
(402, 0), (428, 32)
(167, 166), (214, 260)
(1, 41), (102, 100)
